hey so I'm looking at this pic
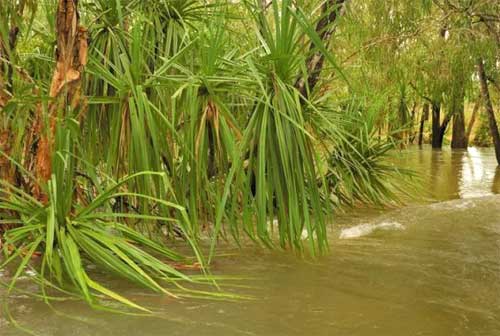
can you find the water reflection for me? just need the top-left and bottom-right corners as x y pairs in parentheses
(405, 146), (500, 200)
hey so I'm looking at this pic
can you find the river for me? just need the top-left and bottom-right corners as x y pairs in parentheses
(2, 146), (500, 335)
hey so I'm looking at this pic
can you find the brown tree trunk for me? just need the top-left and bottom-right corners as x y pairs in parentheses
(409, 103), (417, 144)
(451, 110), (467, 149)
(295, 0), (347, 99)
(431, 102), (440, 148)
(33, 0), (88, 200)
(439, 111), (453, 145)
(431, 102), (442, 148)
(418, 103), (429, 146)
(477, 58), (500, 165)
(431, 101), (453, 149)
(451, 91), (467, 149)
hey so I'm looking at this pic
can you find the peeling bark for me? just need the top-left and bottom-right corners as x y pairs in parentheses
(34, 0), (88, 200)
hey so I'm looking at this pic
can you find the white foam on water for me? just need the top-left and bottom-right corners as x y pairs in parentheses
(429, 199), (476, 211)
(339, 221), (405, 239)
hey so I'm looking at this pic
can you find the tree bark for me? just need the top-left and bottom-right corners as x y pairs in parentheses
(409, 103), (417, 144)
(431, 102), (442, 148)
(477, 58), (500, 165)
(451, 91), (467, 149)
(439, 111), (453, 145)
(418, 103), (429, 146)
(295, 0), (347, 99)
(431, 101), (454, 149)
(33, 0), (88, 200)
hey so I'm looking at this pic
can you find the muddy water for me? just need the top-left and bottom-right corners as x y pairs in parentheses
(2, 147), (500, 336)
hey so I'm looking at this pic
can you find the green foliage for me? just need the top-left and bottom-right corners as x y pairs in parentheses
(325, 97), (416, 207)
(6, 0), (493, 315)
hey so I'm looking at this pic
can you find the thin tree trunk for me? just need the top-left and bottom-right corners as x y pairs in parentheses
(418, 103), (429, 146)
(394, 94), (408, 145)
(409, 103), (417, 144)
(477, 58), (500, 165)
(439, 110), (453, 146)
(295, 0), (347, 99)
(430, 23), (451, 149)
(34, 0), (88, 200)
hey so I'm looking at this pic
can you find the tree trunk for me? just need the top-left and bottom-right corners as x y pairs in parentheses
(431, 102), (442, 148)
(409, 103), (417, 144)
(439, 111), (453, 146)
(394, 94), (409, 145)
(295, 0), (347, 99)
(451, 92), (467, 149)
(477, 58), (500, 165)
(33, 0), (88, 200)
(431, 100), (453, 149)
(418, 103), (429, 146)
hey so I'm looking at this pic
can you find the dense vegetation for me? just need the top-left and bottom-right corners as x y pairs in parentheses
(0, 0), (498, 314)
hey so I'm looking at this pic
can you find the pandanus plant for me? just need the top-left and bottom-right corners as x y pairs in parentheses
(0, 0), (413, 320)
(0, 0), (209, 316)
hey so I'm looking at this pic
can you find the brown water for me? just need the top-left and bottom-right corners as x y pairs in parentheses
(2, 146), (500, 336)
